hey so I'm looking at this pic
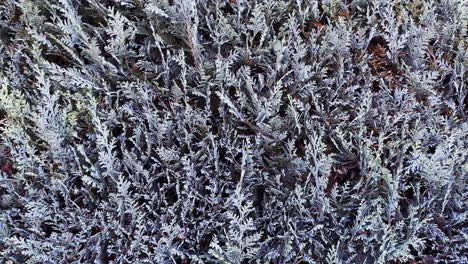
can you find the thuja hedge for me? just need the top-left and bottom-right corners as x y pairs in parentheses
(0, 0), (466, 263)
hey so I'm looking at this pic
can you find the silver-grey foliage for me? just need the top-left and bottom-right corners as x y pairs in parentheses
(0, 0), (466, 263)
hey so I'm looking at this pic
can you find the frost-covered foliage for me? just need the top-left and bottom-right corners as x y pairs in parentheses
(0, 0), (466, 263)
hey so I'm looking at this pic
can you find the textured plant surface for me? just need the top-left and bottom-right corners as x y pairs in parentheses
(0, 0), (466, 263)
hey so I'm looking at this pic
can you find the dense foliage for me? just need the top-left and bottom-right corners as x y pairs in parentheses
(0, 0), (466, 263)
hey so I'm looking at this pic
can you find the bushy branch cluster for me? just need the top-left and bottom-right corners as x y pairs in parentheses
(0, 0), (466, 263)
